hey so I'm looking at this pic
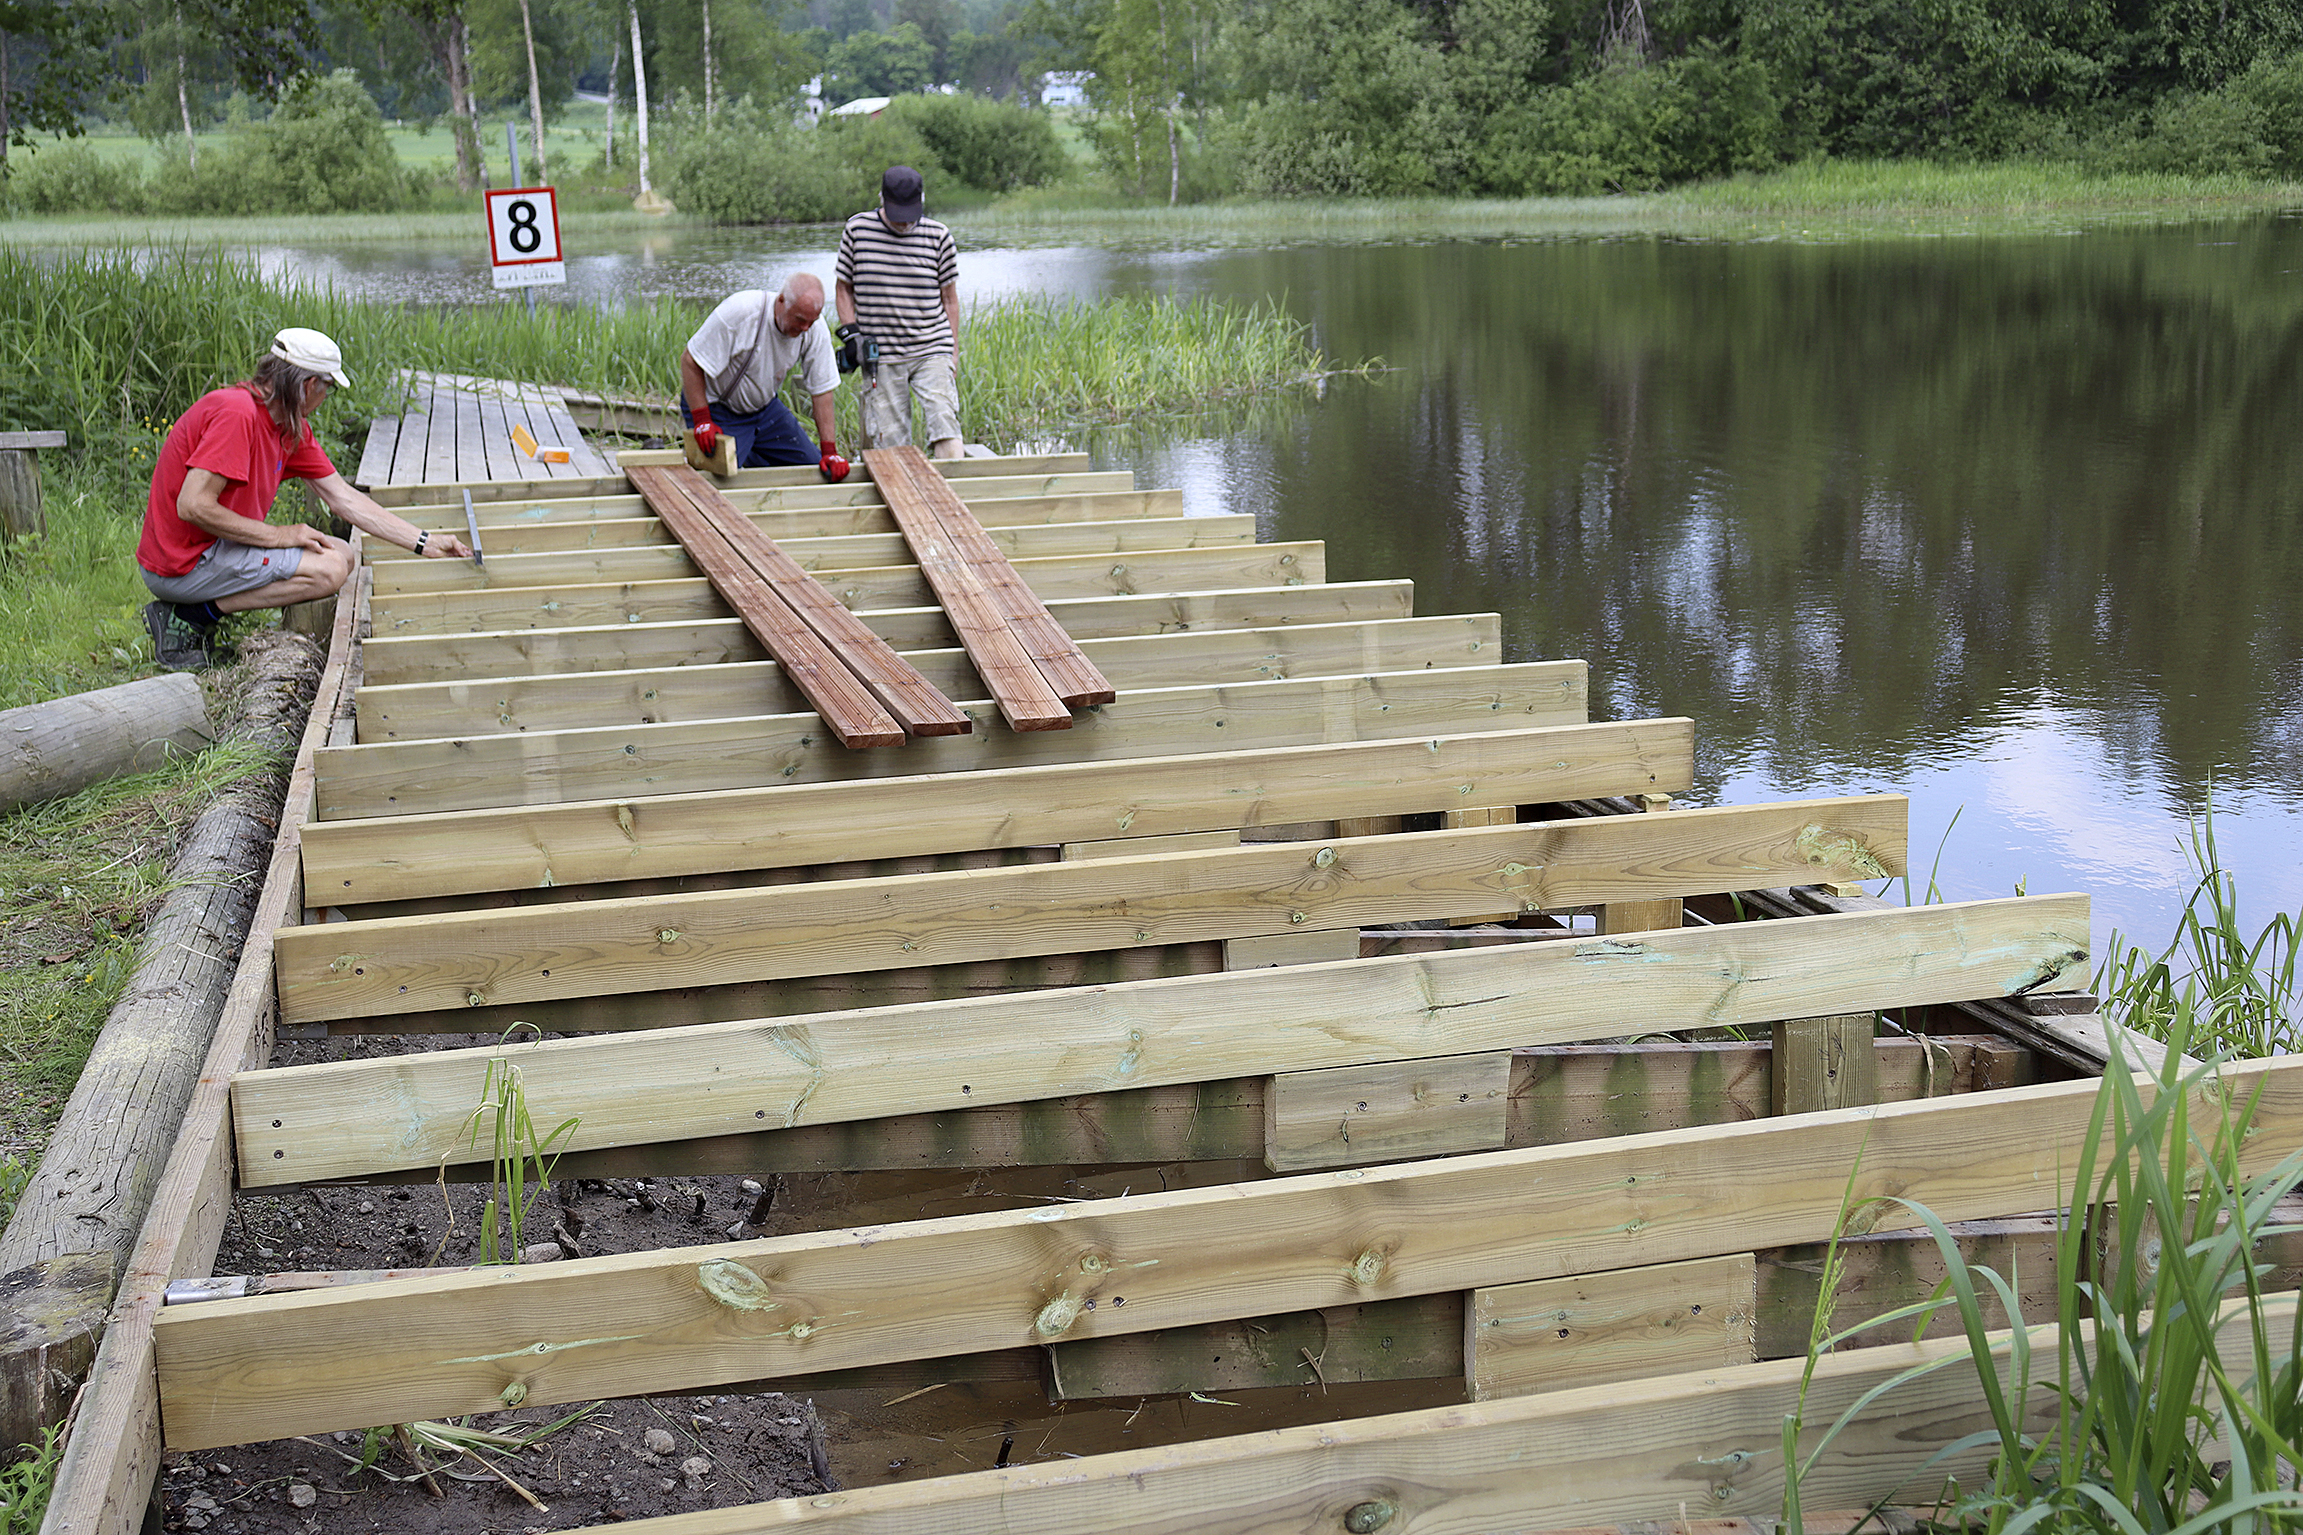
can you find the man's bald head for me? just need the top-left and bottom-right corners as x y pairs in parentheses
(775, 273), (825, 336)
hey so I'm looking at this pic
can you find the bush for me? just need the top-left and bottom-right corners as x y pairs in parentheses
(883, 93), (1065, 192)
(152, 70), (415, 215)
(1, 142), (148, 214)
(660, 97), (953, 224)
(1481, 49), (1782, 196)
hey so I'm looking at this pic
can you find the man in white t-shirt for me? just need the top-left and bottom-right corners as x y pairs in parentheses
(677, 272), (850, 481)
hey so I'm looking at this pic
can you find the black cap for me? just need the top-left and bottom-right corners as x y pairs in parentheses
(881, 165), (925, 223)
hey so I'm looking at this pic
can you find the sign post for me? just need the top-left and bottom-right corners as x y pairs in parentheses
(487, 123), (564, 315)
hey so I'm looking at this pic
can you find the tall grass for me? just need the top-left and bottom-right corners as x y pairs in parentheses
(2102, 809), (2300, 1060)
(959, 292), (1358, 441)
(1786, 1020), (2303, 1531)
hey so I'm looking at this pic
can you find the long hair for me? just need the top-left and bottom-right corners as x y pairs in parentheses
(245, 354), (325, 445)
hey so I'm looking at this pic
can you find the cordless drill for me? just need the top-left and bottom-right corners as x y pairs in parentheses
(835, 323), (879, 381)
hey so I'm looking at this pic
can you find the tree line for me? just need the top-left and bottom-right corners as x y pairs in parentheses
(4, 0), (2302, 217)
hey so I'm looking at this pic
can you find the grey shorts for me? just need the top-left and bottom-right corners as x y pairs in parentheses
(142, 538), (305, 604)
(862, 353), (962, 449)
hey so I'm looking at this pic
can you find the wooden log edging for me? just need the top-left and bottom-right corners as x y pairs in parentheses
(38, 586), (364, 1535)
(0, 674), (212, 815)
(0, 634), (319, 1459)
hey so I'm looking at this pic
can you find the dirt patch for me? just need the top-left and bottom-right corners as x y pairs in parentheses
(155, 1392), (830, 1534)
(167, 1161), (834, 1532)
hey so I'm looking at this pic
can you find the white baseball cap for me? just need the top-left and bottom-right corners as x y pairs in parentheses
(271, 327), (352, 387)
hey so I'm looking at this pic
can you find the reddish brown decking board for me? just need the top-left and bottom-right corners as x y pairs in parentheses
(626, 466), (907, 748)
(868, 446), (1117, 726)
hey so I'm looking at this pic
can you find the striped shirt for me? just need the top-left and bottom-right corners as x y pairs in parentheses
(835, 210), (958, 362)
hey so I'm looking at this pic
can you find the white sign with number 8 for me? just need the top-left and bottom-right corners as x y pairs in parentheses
(484, 187), (566, 289)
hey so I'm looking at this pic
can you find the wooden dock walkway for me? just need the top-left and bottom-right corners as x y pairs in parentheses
(32, 445), (2290, 1534)
(353, 371), (618, 488)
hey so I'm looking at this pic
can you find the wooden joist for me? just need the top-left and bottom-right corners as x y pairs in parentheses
(357, 578), (1417, 686)
(362, 514), (1252, 595)
(623, 466), (907, 749)
(275, 795), (1908, 1024)
(351, 615), (1518, 741)
(366, 490), (1188, 560)
(296, 718), (1695, 904)
(395, 1037), (2030, 1185)
(312, 662), (1591, 821)
(371, 462), (1126, 514)
(245, 893), (2075, 1180)
(871, 445), (1117, 712)
(176, 1031), (2263, 1452)
(366, 542), (1325, 637)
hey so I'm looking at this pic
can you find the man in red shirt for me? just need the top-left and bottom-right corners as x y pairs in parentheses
(138, 328), (469, 669)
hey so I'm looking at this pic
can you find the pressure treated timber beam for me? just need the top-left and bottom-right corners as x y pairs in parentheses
(176, 1032), (2276, 1453)
(341, 1036), (2033, 1183)
(365, 514), (1252, 594)
(312, 661), (1592, 822)
(869, 445), (1117, 710)
(295, 717), (1694, 906)
(374, 463), (1126, 515)
(276, 795), (1910, 1024)
(352, 614), (1517, 741)
(620, 467), (906, 749)
(1466, 1253), (1758, 1401)
(366, 542), (1325, 637)
(629, 466), (971, 740)
(437, 1300), (2302, 1529)
(367, 490), (1187, 560)
(242, 893), (2082, 1182)
(358, 578), (1417, 686)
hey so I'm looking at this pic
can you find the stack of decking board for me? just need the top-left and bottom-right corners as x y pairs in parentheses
(39, 451), (2303, 1535)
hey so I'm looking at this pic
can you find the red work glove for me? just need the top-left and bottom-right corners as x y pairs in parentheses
(691, 407), (719, 459)
(819, 439), (851, 483)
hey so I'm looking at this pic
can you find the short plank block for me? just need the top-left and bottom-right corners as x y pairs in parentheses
(175, 1045), (2286, 1450)
(364, 541), (1325, 639)
(310, 662), (1598, 824)
(1772, 1014), (1880, 1115)
(1445, 804), (1520, 924)
(279, 794), (1899, 1023)
(1065, 830), (1242, 861)
(240, 894), (2083, 1184)
(0, 431), (68, 450)
(1048, 1295), (1463, 1400)
(1264, 1052), (1511, 1171)
(298, 715), (1697, 909)
(625, 466), (903, 748)
(1222, 928), (1358, 969)
(357, 579), (1418, 686)
(1467, 1253), (1757, 1402)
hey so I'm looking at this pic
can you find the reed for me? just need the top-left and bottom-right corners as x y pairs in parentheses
(2101, 808), (2301, 1059)
(1782, 968), (2303, 1532)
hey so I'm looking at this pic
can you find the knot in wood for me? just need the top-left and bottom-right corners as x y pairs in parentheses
(696, 1258), (780, 1312)
(1343, 1499), (1396, 1533)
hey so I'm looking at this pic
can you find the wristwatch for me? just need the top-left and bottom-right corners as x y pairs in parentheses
(413, 531), (430, 556)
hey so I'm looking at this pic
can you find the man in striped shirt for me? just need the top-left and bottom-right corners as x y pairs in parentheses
(834, 165), (965, 459)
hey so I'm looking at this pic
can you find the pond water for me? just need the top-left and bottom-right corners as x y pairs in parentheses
(256, 212), (2303, 962)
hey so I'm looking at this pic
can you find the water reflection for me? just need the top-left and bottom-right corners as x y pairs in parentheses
(234, 215), (2303, 948)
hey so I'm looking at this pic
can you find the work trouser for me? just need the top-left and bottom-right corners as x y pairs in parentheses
(678, 395), (816, 468)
